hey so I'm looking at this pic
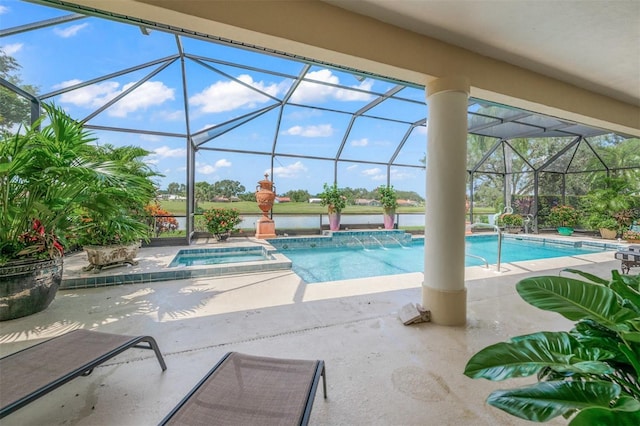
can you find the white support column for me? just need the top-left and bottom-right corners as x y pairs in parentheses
(422, 76), (470, 326)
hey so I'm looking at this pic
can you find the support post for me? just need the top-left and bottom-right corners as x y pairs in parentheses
(422, 76), (470, 326)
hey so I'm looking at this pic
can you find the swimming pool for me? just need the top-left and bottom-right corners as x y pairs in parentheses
(273, 235), (614, 283)
(169, 247), (273, 267)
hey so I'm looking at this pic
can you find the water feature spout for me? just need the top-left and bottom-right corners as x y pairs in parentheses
(350, 236), (368, 251)
(371, 236), (388, 250)
(387, 235), (408, 248)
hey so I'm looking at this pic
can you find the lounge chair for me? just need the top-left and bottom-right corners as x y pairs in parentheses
(160, 352), (326, 426)
(0, 329), (166, 418)
(615, 245), (640, 274)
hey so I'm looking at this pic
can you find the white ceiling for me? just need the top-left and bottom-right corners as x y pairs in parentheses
(325, 0), (640, 107)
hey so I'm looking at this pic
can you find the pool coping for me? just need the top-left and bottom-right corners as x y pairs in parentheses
(61, 241), (291, 289)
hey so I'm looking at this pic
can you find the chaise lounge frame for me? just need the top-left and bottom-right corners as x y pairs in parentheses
(160, 351), (326, 426)
(0, 329), (166, 418)
(615, 245), (640, 274)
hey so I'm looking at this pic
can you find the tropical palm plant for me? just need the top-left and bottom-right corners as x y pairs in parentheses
(1, 104), (104, 263)
(464, 269), (640, 424)
(0, 103), (157, 264)
(71, 145), (159, 247)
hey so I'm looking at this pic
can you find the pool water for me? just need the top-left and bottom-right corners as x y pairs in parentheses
(169, 248), (271, 267)
(281, 236), (609, 283)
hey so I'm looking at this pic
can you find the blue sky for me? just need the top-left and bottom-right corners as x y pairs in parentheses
(0, 0), (429, 196)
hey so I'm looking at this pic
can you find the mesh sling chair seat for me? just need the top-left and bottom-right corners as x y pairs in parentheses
(615, 245), (640, 274)
(160, 352), (327, 426)
(0, 329), (167, 418)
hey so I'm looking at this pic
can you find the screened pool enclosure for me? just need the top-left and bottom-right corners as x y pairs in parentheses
(2, 0), (639, 241)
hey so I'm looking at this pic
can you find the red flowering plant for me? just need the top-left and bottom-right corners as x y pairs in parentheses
(14, 219), (64, 261)
(202, 207), (243, 239)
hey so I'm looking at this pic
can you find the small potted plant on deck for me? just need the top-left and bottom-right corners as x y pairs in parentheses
(203, 207), (243, 241)
(548, 205), (579, 236)
(623, 222), (640, 243)
(319, 183), (347, 231)
(377, 185), (398, 229)
(497, 213), (524, 234)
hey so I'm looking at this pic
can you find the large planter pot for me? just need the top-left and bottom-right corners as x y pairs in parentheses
(328, 211), (341, 231)
(83, 242), (140, 272)
(214, 232), (230, 242)
(557, 227), (574, 236)
(0, 257), (63, 321)
(599, 228), (617, 240)
(383, 209), (395, 229)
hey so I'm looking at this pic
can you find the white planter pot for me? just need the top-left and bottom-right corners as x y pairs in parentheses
(83, 242), (140, 272)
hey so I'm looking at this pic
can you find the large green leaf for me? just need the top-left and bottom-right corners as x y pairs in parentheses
(464, 332), (613, 381)
(516, 276), (639, 329)
(487, 381), (620, 422)
(569, 397), (640, 426)
(563, 268), (609, 285)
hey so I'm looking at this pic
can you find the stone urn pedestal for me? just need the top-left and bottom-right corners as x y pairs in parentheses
(255, 173), (276, 239)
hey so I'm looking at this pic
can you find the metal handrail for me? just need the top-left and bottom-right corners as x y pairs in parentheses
(465, 253), (489, 269)
(469, 222), (503, 272)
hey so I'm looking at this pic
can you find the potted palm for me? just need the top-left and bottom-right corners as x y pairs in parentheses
(378, 185), (398, 229)
(319, 183), (346, 231)
(548, 205), (580, 236)
(497, 213), (524, 233)
(581, 177), (633, 239)
(71, 145), (158, 271)
(0, 104), (136, 320)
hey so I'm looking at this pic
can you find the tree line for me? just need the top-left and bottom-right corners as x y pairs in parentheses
(160, 180), (425, 204)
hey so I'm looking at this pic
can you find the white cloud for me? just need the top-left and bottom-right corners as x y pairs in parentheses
(197, 165), (217, 175)
(0, 5), (9, 14)
(390, 169), (416, 180)
(351, 138), (368, 147)
(290, 69), (374, 103)
(214, 159), (231, 168)
(0, 43), (23, 55)
(58, 80), (174, 117)
(362, 168), (381, 176)
(347, 164), (358, 171)
(190, 74), (282, 113)
(415, 124), (428, 136)
(271, 161), (307, 179)
(58, 80), (119, 107)
(139, 134), (161, 142)
(153, 146), (186, 158)
(54, 23), (88, 38)
(109, 81), (174, 117)
(283, 124), (333, 137)
(196, 159), (231, 175)
(158, 109), (183, 121)
(361, 167), (386, 181)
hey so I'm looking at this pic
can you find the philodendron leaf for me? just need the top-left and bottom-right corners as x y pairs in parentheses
(464, 332), (613, 381)
(487, 381), (620, 422)
(609, 280), (640, 314)
(516, 276), (639, 329)
(569, 396), (640, 426)
(563, 268), (609, 285)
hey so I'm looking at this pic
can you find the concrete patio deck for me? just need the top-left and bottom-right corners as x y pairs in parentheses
(0, 237), (627, 425)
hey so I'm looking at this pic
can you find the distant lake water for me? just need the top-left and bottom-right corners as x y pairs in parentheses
(173, 213), (426, 231)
